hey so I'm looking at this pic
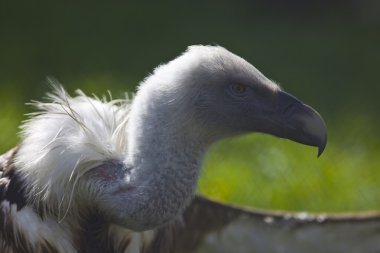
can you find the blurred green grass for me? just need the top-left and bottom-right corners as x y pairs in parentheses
(1, 1), (379, 213)
(200, 124), (380, 213)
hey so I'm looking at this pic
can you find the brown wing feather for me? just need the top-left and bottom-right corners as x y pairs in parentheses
(171, 196), (380, 253)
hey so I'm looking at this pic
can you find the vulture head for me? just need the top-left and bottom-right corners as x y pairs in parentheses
(130, 45), (327, 155)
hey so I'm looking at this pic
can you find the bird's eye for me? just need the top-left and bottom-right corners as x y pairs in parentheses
(230, 83), (248, 96)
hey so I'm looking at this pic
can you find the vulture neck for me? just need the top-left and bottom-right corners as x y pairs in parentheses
(124, 90), (211, 229)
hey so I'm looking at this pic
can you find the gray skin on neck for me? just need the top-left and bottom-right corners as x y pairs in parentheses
(92, 45), (326, 231)
(105, 82), (213, 230)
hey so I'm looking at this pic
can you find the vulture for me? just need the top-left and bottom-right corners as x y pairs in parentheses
(0, 45), (327, 253)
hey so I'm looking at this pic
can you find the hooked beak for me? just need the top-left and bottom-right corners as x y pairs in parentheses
(258, 91), (327, 157)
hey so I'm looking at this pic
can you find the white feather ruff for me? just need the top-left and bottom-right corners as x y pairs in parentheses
(15, 82), (131, 216)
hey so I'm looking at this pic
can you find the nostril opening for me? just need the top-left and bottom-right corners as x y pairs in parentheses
(277, 90), (303, 116)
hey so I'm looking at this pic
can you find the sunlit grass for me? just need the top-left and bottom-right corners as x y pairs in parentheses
(199, 123), (380, 213)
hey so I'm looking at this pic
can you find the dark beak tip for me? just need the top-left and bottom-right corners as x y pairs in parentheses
(317, 146), (324, 158)
(317, 135), (327, 158)
(272, 90), (328, 158)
